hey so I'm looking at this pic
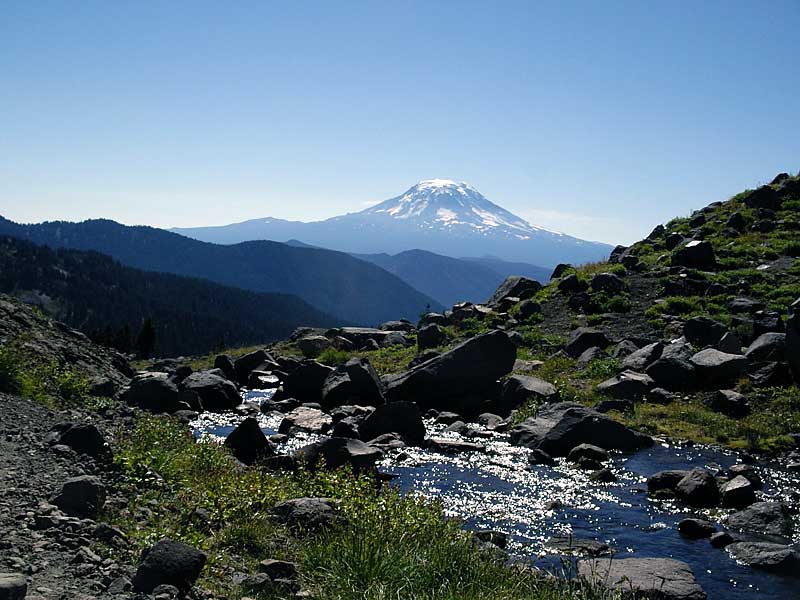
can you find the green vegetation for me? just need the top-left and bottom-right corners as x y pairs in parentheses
(0, 342), (90, 409)
(109, 415), (615, 599)
(623, 387), (800, 453)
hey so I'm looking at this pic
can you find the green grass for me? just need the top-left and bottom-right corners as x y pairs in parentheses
(109, 415), (617, 599)
(0, 343), (91, 409)
(623, 386), (800, 453)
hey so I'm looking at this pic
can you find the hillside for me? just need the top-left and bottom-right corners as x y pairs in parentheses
(0, 236), (341, 356)
(172, 179), (612, 265)
(353, 249), (548, 307)
(0, 217), (442, 325)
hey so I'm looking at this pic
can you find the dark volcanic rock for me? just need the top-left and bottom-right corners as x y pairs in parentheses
(675, 468), (720, 507)
(745, 332), (786, 362)
(120, 372), (181, 413)
(132, 539), (207, 593)
(50, 423), (107, 457)
(564, 328), (610, 358)
(672, 240), (716, 270)
(720, 475), (757, 509)
(417, 324), (446, 351)
(509, 402), (651, 456)
(272, 497), (340, 532)
(282, 360), (334, 404)
(590, 272), (624, 294)
(596, 370), (653, 399)
(294, 437), (382, 473)
(645, 357), (696, 391)
(487, 276), (540, 305)
(647, 470), (689, 495)
(385, 330), (515, 412)
(498, 375), (558, 415)
(51, 475), (106, 518)
(678, 518), (716, 539)
(224, 417), (273, 465)
(181, 371), (240, 411)
(620, 342), (663, 371)
(234, 349), (272, 385)
(727, 542), (800, 575)
(689, 349), (748, 389)
(0, 574), (27, 600)
(741, 185), (780, 210)
(321, 358), (385, 410)
(578, 557), (706, 600)
(278, 407), (333, 435)
(358, 401), (425, 446)
(705, 389), (750, 418)
(726, 502), (794, 538)
(684, 316), (726, 348)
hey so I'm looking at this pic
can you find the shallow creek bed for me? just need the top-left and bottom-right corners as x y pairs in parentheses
(191, 390), (800, 600)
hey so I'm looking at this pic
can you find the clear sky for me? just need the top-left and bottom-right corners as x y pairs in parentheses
(1, 1), (798, 245)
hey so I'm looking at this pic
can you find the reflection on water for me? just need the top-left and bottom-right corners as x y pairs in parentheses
(193, 390), (800, 600)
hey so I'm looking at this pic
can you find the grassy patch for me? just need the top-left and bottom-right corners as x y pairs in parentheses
(0, 342), (91, 409)
(623, 387), (800, 453)
(109, 415), (615, 599)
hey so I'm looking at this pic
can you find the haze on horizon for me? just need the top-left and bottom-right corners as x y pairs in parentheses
(1, 1), (798, 245)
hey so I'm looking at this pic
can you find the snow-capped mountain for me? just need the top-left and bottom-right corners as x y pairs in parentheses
(359, 179), (557, 239)
(171, 180), (612, 266)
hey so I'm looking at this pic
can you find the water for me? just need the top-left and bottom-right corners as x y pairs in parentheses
(193, 390), (800, 600)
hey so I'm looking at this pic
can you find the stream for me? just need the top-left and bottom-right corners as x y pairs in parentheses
(191, 389), (800, 600)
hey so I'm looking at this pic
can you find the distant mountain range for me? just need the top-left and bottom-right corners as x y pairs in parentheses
(171, 179), (612, 266)
(353, 249), (551, 308)
(0, 236), (338, 356)
(0, 217), (441, 325)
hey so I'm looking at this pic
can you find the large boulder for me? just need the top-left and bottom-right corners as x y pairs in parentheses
(742, 185), (781, 210)
(787, 297), (800, 382)
(689, 349), (748, 389)
(359, 401), (425, 446)
(385, 330), (516, 411)
(564, 328), (610, 358)
(224, 417), (273, 465)
(498, 375), (558, 415)
(50, 423), (107, 457)
(645, 357), (696, 391)
(705, 389), (750, 418)
(297, 336), (331, 359)
(672, 240), (717, 270)
(745, 332), (786, 362)
(675, 468), (720, 507)
(321, 358), (385, 410)
(294, 437), (382, 473)
(234, 349), (273, 385)
(0, 574), (26, 600)
(596, 371), (653, 400)
(720, 475), (757, 509)
(51, 475), (106, 518)
(213, 354), (237, 381)
(578, 558), (706, 600)
(487, 276), (540, 306)
(509, 402), (651, 456)
(272, 498), (340, 532)
(132, 539), (207, 593)
(726, 502), (794, 539)
(282, 360), (334, 403)
(278, 407), (333, 435)
(621, 342), (663, 371)
(181, 372), (240, 411)
(683, 316), (726, 348)
(727, 542), (800, 575)
(590, 273), (624, 294)
(120, 372), (181, 413)
(417, 324), (446, 351)
(647, 470), (689, 495)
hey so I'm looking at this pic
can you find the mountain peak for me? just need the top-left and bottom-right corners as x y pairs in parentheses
(360, 179), (558, 239)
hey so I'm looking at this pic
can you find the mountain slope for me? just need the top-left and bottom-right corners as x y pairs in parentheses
(0, 217), (441, 325)
(171, 180), (612, 265)
(353, 249), (545, 307)
(0, 236), (340, 356)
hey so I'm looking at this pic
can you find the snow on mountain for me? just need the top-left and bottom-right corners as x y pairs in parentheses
(170, 179), (613, 266)
(360, 179), (561, 239)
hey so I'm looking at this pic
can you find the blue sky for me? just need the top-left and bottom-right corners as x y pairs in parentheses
(1, 1), (798, 244)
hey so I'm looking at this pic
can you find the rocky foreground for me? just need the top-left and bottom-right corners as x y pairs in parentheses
(1, 173), (799, 600)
